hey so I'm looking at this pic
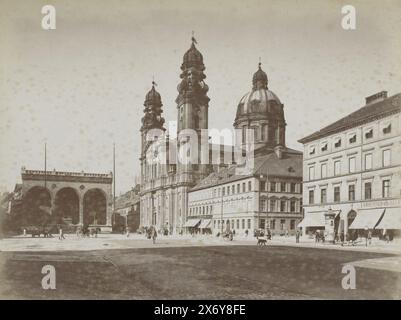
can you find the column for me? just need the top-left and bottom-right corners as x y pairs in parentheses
(79, 196), (84, 226)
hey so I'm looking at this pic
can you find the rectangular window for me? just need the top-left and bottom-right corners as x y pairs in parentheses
(270, 219), (276, 230)
(260, 219), (265, 230)
(290, 200), (296, 212)
(260, 199), (267, 212)
(270, 182), (276, 192)
(349, 157), (356, 173)
(364, 182), (372, 200)
(383, 124), (391, 134)
(237, 184), (240, 193)
(365, 129), (373, 139)
(280, 219), (285, 230)
(320, 188), (327, 204)
(309, 166), (315, 180)
(290, 183), (296, 193)
(334, 186), (340, 202)
(242, 183), (246, 193)
(231, 185), (235, 194)
(236, 219), (240, 229)
(383, 123), (391, 134)
(348, 185), (355, 201)
(321, 163), (327, 178)
(280, 200), (286, 212)
(382, 180), (390, 198)
(334, 160), (341, 176)
(222, 187), (225, 196)
(280, 182), (286, 192)
(227, 186), (230, 195)
(242, 219), (245, 229)
(383, 149), (391, 167)
(247, 219), (251, 229)
(290, 220), (295, 230)
(365, 153), (373, 170)
(269, 199), (276, 212)
(248, 181), (252, 192)
(309, 190), (314, 204)
(260, 181), (266, 191)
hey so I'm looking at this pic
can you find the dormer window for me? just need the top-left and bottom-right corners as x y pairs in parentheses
(309, 146), (315, 155)
(334, 138), (341, 148)
(321, 143), (328, 152)
(349, 134), (356, 144)
(365, 129), (373, 139)
(383, 123), (391, 134)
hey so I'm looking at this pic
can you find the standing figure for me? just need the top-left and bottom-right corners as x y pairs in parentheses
(152, 227), (158, 244)
(59, 227), (65, 240)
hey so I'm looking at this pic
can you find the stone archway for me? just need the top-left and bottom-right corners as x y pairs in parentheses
(22, 186), (52, 226)
(54, 187), (80, 225)
(83, 188), (107, 226)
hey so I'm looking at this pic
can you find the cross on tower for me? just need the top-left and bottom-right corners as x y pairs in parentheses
(191, 31), (197, 45)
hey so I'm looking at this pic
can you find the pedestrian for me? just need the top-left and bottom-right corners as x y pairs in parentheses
(340, 231), (344, 246)
(367, 229), (372, 246)
(126, 227), (130, 238)
(285, 229), (289, 237)
(295, 230), (300, 243)
(245, 229), (248, 237)
(152, 227), (158, 244)
(23, 228), (26, 237)
(58, 227), (65, 240)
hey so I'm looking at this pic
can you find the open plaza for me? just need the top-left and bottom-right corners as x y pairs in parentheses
(1, 233), (400, 299)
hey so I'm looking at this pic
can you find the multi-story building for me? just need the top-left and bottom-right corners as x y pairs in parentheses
(186, 61), (303, 236)
(187, 149), (303, 236)
(298, 91), (401, 240)
(114, 184), (141, 232)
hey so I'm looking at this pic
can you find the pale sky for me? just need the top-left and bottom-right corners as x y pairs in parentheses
(1, 0), (401, 194)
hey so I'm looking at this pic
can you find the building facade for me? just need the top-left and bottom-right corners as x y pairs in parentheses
(139, 38), (215, 234)
(10, 167), (113, 231)
(298, 91), (401, 239)
(187, 62), (303, 236)
(114, 184), (140, 232)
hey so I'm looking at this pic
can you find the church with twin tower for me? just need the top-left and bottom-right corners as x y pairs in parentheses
(139, 37), (303, 235)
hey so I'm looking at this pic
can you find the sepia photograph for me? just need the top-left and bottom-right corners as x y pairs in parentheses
(0, 0), (400, 305)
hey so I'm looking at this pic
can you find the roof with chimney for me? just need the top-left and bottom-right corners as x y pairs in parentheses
(298, 91), (401, 144)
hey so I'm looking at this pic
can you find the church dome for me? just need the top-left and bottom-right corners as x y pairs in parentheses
(234, 62), (286, 148)
(235, 63), (282, 119)
(145, 83), (162, 105)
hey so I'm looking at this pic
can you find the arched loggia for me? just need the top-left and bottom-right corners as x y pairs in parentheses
(54, 187), (80, 225)
(22, 186), (52, 226)
(83, 188), (107, 226)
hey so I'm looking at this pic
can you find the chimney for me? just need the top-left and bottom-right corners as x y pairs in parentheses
(365, 91), (387, 105)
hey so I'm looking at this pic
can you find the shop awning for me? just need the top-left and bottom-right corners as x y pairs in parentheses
(375, 207), (401, 230)
(349, 208), (384, 229)
(184, 219), (201, 227)
(297, 211), (325, 228)
(199, 219), (211, 229)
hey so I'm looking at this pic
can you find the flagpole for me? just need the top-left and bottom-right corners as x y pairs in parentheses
(113, 143), (116, 226)
(44, 142), (47, 189)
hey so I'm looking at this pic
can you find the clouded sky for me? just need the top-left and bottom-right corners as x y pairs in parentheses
(1, 0), (400, 194)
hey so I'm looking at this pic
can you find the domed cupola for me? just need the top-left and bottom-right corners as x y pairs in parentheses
(141, 81), (165, 132)
(182, 41), (205, 71)
(252, 63), (268, 90)
(234, 62), (286, 150)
